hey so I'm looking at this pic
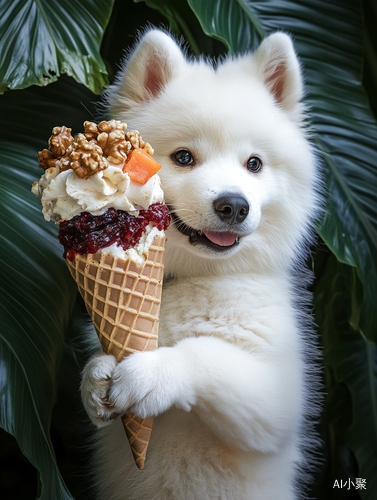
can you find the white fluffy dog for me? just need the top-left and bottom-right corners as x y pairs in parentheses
(81, 29), (321, 500)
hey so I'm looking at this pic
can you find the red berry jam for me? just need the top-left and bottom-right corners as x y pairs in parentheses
(59, 203), (170, 261)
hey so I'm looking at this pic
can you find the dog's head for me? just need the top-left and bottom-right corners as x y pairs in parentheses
(106, 30), (320, 277)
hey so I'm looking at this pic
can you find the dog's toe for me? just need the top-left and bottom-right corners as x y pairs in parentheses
(81, 353), (118, 427)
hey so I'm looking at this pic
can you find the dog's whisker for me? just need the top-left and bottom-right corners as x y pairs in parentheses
(168, 207), (197, 216)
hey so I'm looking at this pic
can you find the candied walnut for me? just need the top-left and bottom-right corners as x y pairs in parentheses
(38, 149), (57, 170)
(125, 130), (142, 149)
(97, 120), (130, 163)
(143, 142), (154, 155)
(83, 121), (100, 141)
(48, 126), (74, 158)
(61, 134), (108, 179)
(97, 130), (131, 164)
(98, 119), (127, 134)
(125, 130), (154, 155)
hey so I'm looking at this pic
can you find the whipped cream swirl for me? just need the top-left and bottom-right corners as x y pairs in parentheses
(32, 163), (164, 223)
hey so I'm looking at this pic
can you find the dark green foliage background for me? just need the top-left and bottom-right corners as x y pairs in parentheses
(0, 1), (376, 499)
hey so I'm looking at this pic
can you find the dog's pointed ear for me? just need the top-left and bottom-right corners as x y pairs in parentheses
(109, 30), (187, 113)
(253, 33), (303, 112)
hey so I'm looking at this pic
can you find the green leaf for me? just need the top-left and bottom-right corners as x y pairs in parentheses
(0, 77), (100, 499)
(136, 0), (184, 35)
(0, 0), (114, 94)
(188, 0), (377, 340)
(314, 250), (377, 499)
(187, 0), (263, 53)
(136, 0), (227, 57)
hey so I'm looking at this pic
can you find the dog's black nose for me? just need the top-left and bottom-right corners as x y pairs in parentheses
(213, 195), (249, 224)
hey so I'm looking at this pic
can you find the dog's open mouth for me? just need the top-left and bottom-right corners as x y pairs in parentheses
(171, 212), (240, 251)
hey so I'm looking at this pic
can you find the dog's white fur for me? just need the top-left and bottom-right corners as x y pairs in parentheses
(81, 30), (321, 499)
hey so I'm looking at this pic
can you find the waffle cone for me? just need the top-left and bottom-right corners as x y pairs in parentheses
(66, 233), (166, 470)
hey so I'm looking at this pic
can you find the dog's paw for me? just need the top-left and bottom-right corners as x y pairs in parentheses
(107, 349), (180, 419)
(80, 353), (118, 427)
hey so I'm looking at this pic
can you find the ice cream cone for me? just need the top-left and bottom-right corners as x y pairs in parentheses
(66, 233), (166, 469)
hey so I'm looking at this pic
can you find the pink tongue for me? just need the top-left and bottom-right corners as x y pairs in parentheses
(202, 231), (237, 247)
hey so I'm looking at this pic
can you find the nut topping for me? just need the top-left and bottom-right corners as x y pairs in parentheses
(38, 149), (57, 170)
(48, 126), (74, 158)
(38, 120), (153, 178)
(61, 134), (108, 179)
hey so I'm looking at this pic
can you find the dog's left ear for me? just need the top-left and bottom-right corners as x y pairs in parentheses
(253, 33), (303, 113)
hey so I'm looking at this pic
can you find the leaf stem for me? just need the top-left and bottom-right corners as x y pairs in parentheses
(236, 0), (265, 39)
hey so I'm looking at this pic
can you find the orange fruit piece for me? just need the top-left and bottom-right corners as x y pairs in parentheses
(123, 148), (162, 184)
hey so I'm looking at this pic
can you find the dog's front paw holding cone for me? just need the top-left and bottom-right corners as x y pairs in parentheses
(32, 121), (170, 469)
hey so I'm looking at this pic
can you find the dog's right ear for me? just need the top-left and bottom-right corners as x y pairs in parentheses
(108, 30), (187, 114)
(252, 32), (303, 114)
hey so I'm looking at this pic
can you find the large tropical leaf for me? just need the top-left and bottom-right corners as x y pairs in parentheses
(188, 0), (263, 53)
(0, 77), (100, 499)
(136, 0), (227, 56)
(0, 0), (114, 94)
(313, 250), (377, 499)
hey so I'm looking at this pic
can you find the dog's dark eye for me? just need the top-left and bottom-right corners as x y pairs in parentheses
(173, 149), (193, 166)
(247, 156), (262, 173)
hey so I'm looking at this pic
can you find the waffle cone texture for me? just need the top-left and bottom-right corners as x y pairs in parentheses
(67, 233), (166, 470)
